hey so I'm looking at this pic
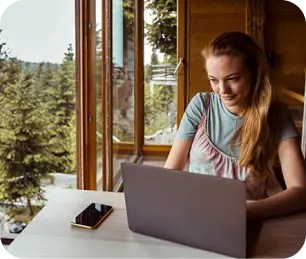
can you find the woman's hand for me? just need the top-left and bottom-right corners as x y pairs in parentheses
(246, 186), (306, 219)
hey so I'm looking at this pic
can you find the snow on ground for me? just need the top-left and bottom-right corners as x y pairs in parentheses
(0, 173), (77, 239)
(42, 173), (76, 201)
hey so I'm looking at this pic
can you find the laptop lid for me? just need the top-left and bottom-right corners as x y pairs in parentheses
(121, 162), (247, 258)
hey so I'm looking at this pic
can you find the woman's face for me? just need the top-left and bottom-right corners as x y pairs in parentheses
(205, 55), (253, 116)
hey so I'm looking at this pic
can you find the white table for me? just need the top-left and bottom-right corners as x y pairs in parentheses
(7, 189), (306, 258)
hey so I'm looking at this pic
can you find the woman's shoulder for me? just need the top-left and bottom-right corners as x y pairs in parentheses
(189, 91), (218, 108)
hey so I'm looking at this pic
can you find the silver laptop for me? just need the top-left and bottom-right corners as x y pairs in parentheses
(121, 162), (262, 258)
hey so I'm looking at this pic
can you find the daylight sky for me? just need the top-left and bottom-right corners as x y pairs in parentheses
(0, 0), (159, 64)
(0, 0), (75, 63)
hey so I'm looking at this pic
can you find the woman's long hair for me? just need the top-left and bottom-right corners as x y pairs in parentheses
(202, 31), (280, 180)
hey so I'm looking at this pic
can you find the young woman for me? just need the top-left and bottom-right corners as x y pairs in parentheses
(165, 31), (306, 219)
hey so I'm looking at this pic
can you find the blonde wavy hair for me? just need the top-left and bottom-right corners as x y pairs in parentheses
(202, 31), (280, 180)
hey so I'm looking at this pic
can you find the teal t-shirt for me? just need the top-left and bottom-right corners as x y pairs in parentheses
(177, 92), (299, 160)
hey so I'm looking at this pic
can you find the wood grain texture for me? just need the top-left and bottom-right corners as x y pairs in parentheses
(87, 0), (97, 190)
(101, 0), (107, 191)
(301, 69), (306, 158)
(246, 0), (266, 49)
(106, 0), (114, 191)
(265, 0), (306, 98)
(177, 0), (187, 126)
(7, 190), (306, 258)
(281, 88), (304, 103)
(134, 0), (144, 155)
(187, 0), (246, 101)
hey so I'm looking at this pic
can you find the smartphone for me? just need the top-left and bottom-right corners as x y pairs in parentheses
(71, 203), (113, 229)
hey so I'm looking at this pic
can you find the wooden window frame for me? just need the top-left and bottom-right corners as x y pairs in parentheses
(76, 0), (141, 191)
(75, 0), (96, 190)
(75, 0), (186, 190)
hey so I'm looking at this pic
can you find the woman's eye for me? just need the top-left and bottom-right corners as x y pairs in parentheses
(228, 78), (239, 82)
(210, 79), (218, 84)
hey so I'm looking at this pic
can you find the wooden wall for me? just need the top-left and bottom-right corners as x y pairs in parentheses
(186, 0), (306, 106)
(187, 0), (246, 101)
(264, 0), (306, 106)
(264, 0), (306, 132)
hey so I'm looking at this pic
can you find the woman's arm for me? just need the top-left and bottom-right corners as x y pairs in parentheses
(247, 137), (306, 218)
(164, 137), (193, 170)
(165, 93), (206, 170)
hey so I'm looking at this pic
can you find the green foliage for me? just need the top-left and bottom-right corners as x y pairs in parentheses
(145, 50), (159, 83)
(122, 0), (176, 58)
(47, 44), (76, 173)
(21, 61), (43, 73)
(146, 0), (177, 58)
(6, 204), (44, 223)
(68, 111), (77, 172)
(144, 83), (156, 128)
(0, 32), (22, 92)
(144, 50), (175, 135)
(155, 84), (174, 114)
(143, 2), (177, 135)
(150, 50), (159, 65)
(112, 1), (177, 139)
(0, 33), (76, 217)
(123, 0), (135, 42)
(145, 112), (169, 136)
(145, 49), (174, 135)
(144, 83), (174, 129)
(0, 71), (57, 215)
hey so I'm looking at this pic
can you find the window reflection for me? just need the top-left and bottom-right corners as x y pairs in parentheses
(144, 1), (178, 145)
(112, 0), (135, 189)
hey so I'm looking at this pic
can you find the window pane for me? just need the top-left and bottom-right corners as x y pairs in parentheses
(112, 0), (135, 190)
(144, 1), (177, 145)
(0, 0), (76, 238)
(96, 0), (103, 191)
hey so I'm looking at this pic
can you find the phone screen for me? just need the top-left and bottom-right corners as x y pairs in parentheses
(71, 203), (113, 229)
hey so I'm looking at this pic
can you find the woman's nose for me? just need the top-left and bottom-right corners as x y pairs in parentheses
(219, 81), (230, 94)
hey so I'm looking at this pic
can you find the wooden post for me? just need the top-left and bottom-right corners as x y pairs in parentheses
(246, 0), (266, 50)
(301, 68), (306, 158)
(134, 0), (145, 156)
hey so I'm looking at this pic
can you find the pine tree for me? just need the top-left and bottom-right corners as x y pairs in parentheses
(68, 111), (77, 173)
(0, 31), (21, 92)
(0, 71), (56, 216)
(0, 32), (8, 92)
(49, 45), (76, 173)
(35, 62), (57, 107)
